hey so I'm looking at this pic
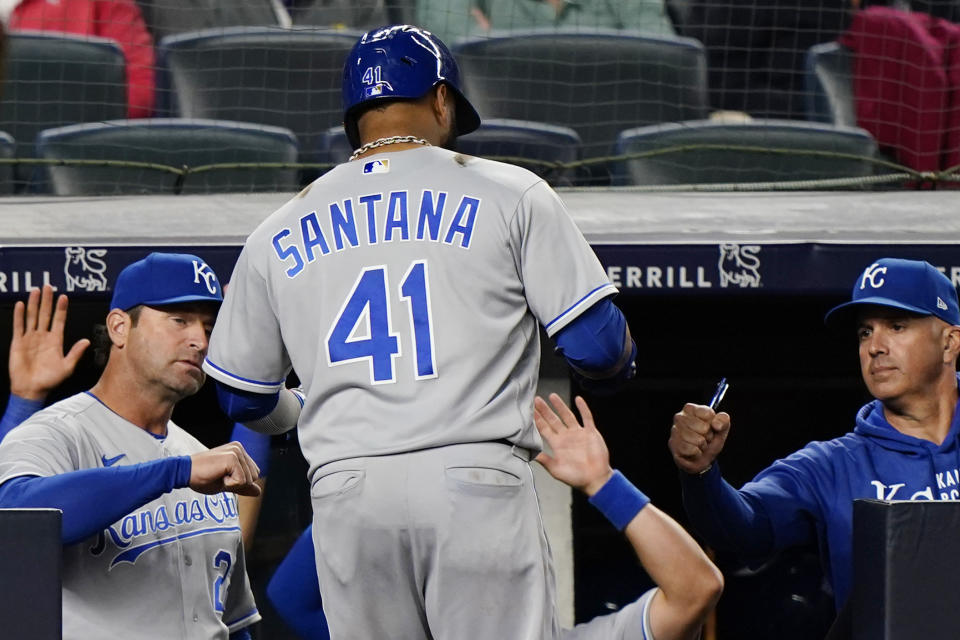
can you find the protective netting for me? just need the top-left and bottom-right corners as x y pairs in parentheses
(1, 0), (959, 194)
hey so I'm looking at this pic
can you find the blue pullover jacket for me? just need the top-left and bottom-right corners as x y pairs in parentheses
(681, 378), (960, 609)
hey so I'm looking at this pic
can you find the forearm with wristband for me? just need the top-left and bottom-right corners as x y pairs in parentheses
(588, 469), (650, 531)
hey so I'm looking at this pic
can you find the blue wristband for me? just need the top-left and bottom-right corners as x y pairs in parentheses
(588, 470), (650, 531)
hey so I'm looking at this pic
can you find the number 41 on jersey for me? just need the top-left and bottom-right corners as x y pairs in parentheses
(326, 260), (437, 384)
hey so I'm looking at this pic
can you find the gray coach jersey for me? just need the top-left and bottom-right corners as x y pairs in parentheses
(0, 393), (260, 640)
(205, 146), (616, 477)
(563, 588), (657, 640)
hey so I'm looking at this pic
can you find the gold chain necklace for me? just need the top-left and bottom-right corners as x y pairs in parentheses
(349, 136), (431, 162)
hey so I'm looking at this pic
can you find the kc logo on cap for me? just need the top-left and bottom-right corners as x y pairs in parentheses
(860, 263), (887, 290)
(110, 252), (223, 311)
(826, 258), (960, 328)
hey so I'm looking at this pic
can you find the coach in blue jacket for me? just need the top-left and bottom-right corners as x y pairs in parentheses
(668, 257), (960, 611)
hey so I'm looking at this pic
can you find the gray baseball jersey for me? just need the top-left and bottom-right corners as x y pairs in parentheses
(0, 392), (260, 640)
(563, 588), (658, 640)
(204, 146), (616, 479)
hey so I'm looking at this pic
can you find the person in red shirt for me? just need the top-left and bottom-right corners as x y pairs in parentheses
(8, 0), (155, 118)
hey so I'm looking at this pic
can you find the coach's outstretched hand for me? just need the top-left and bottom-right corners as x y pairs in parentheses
(535, 393), (723, 640)
(190, 442), (262, 497)
(668, 403), (731, 475)
(533, 393), (613, 497)
(10, 285), (89, 401)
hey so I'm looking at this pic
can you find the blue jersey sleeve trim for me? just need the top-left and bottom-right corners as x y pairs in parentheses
(544, 283), (618, 336)
(202, 358), (285, 394)
(640, 587), (657, 640)
(0, 394), (45, 442)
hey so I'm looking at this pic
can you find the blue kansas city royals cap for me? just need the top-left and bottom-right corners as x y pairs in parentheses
(824, 258), (960, 328)
(110, 252), (223, 311)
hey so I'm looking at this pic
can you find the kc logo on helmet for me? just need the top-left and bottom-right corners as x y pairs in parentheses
(860, 263), (887, 290)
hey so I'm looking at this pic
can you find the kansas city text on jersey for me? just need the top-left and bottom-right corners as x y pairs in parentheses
(870, 465), (960, 501)
(272, 189), (481, 278)
(89, 492), (240, 568)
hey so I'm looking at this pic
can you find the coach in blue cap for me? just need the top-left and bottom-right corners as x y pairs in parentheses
(0, 252), (263, 639)
(667, 258), (960, 617)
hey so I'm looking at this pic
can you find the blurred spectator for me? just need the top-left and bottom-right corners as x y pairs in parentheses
(2, 0), (156, 118)
(287, 0), (391, 28)
(682, 0), (852, 119)
(416, 0), (489, 43)
(838, 4), (960, 172)
(133, 0), (288, 43)
(482, 0), (676, 35)
(418, 0), (674, 43)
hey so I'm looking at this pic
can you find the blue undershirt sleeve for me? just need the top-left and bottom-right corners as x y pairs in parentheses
(229, 628), (252, 640)
(554, 298), (636, 387)
(216, 382), (279, 422)
(267, 525), (330, 640)
(229, 423), (271, 477)
(679, 463), (777, 556)
(0, 394), (45, 442)
(0, 457), (192, 545)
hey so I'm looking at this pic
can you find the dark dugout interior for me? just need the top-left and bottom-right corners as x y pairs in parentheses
(0, 291), (869, 639)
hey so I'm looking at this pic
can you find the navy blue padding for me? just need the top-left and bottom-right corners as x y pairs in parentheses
(805, 42), (856, 127)
(156, 27), (362, 175)
(611, 119), (877, 186)
(453, 29), (708, 168)
(35, 118), (300, 195)
(0, 32), (127, 188)
(318, 119), (582, 184)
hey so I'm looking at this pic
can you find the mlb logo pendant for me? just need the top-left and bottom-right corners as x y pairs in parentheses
(363, 159), (390, 174)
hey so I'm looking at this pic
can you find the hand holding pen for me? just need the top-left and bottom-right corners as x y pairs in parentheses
(668, 379), (732, 476)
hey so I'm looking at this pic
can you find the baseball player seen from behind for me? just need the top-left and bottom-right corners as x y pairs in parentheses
(203, 24), (637, 639)
(669, 258), (960, 617)
(0, 253), (262, 640)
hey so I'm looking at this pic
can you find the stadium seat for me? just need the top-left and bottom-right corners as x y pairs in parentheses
(453, 30), (709, 167)
(318, 119), (583, 185)
(0, 131), (15, 195)
(611, 119), (877, 186)
(157, 27), (361, 182)
(35, 119), (299, 195)
(0, 31), (128, 187)
(805, 42), (856, 127)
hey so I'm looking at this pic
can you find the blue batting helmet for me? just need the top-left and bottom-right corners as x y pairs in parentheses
(341, 25), (481, 149)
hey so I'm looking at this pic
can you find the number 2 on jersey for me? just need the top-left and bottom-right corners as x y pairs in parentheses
(326, 260), (437, 384)
(212, 550), (232, 613)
